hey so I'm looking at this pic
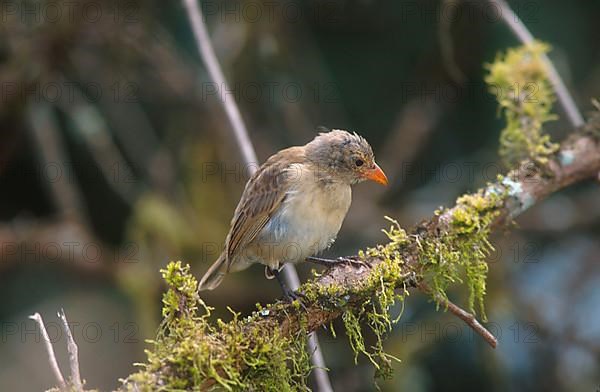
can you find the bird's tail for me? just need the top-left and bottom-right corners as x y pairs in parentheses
(198, 253), (227, 291)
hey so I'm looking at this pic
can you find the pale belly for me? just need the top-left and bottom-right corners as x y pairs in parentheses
(240, 182), (352, 270)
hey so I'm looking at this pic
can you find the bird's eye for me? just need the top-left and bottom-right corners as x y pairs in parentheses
(355, 159), (364, 167)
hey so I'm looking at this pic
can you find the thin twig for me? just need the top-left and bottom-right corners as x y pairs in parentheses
(444, 300), (498, 348)
(182, 0), (257, 165)
(58, 309), (83, 392)
(307, 333), (333, 392)
(29, 313), (67, 390)
(490, 0), (584, 128)
(285, 265), (334, 392)
(181, 1), (333, 390)
(417, 282), (498, 348)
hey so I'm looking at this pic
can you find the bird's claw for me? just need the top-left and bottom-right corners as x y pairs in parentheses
(282, 289), (308, 311)
(269, 267), (308, 311)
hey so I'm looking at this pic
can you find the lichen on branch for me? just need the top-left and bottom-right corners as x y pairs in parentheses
(486, 41), (559, 168)
(124, 261), (312, 391)
(121, 186), (507, 390)
(420, 189), (501, 320)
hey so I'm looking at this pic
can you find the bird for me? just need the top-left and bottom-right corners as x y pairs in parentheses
(198, 128), (388, 298)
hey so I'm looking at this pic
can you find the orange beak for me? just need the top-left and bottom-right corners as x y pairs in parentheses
(365, 163), (388, 186)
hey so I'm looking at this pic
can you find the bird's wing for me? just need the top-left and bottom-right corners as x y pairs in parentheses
(224, 147), (305, 269)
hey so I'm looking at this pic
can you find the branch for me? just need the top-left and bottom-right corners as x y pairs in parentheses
(58, 309), (83, 392)
(268, 120), (600, 340)
(417, 282), (497, 348)
(31, 311), (85, 392)
(181, 0), (257, 166)
(490, 0), (584, 128)
(29, 313), (66, 390)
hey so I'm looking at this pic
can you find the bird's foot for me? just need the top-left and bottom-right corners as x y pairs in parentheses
(282, 288), (308, 310)
(306, 256), (371, 269)
(283, 288), (306, 309)
(269, 267), (308, 311)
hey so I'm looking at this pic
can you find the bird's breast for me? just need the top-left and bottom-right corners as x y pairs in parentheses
(259, 168), (352, 264)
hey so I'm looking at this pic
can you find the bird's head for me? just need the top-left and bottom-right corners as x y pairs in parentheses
(305, 128), (388, 186)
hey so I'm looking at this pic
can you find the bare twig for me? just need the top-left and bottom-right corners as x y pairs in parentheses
(307, 333), (333, 391)
(29, 313), (67, 390)
(417, 282), (497, 348)
(181, 0), (257, 166)
(445, 299), (497, 347)
(285, 265), (334, 392)
(490, 0), (584, 128)
(181, 1), (333, 390)
(58, 309), (83, 392)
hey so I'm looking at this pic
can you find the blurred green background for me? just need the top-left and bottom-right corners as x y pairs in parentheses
(1, 0), (599, 390)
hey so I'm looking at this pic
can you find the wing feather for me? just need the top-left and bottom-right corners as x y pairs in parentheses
(224, 147), (305, 269)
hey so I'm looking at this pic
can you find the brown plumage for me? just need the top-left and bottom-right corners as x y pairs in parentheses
(198, 129), (388, 291)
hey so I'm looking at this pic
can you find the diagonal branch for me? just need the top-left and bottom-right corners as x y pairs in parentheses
(490, 0), (584, 128)
(29, 313), (67, 390)
(224, 118), (600, 343)
(417, 281), (497, 348)
(182, 0), (257, 166)
(58, 309), (83, 392)
(31, 311), (85, 392)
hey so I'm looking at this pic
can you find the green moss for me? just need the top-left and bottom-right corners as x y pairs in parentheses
(123, 261), (311, 391)
(124, 196), (506, 389)
(360, 216), (408, 264)
(485, 41), (559, 168)
(338, 267), (405, 384)
(274, 218), (408, 385)
(335, 218), (407, 382)
(417, 189), (502, 319)
(122, 189), (512, 389)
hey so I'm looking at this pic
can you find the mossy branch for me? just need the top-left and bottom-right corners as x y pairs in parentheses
(122, 114), (600, 391)
(486, 42), (559, 168)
